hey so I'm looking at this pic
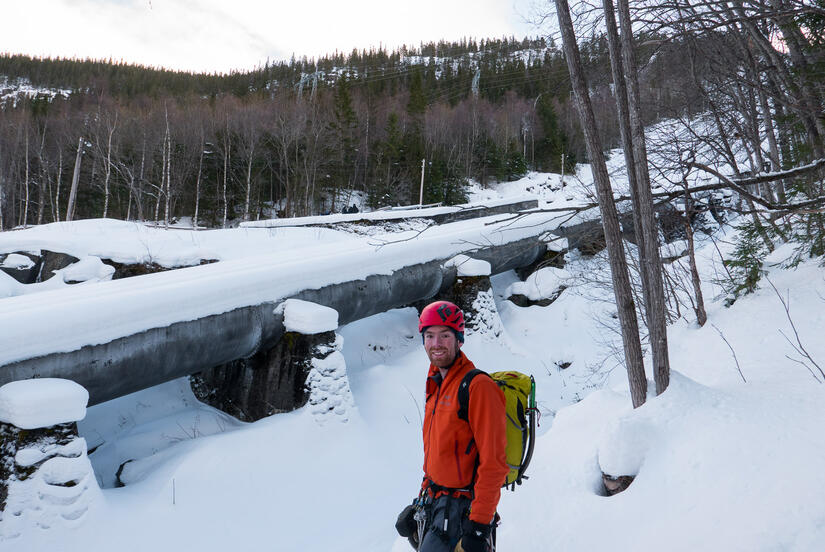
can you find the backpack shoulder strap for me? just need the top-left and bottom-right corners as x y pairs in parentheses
(457, 369), (489, 422)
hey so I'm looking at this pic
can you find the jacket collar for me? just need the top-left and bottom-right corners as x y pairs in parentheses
(426, 351), (470, 392)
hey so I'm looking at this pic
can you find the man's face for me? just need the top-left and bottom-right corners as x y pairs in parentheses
(423, 325), (462, 369)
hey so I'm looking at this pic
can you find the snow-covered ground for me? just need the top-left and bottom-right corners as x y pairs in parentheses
(2, 167), (825, 550)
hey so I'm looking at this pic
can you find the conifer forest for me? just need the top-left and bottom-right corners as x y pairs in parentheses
(0, 0), (823, 231)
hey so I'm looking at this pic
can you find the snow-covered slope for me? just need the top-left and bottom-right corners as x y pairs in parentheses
(2, 165), (825, 550)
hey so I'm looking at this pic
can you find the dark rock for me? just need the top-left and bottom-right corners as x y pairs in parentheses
(507, 285), (567, 308)
(0, 251), (41, 284)
(619, 202), (690, 246)
(440, 275), (491, 334)
(1, 421), (79, 512)
(115, 459), (134, 488)
(554, 220), (606, 256)
(661, 251), (688, 264)
(411, 273), (501, 337)
(515, 249), (567, 280)
(102, 258), (218, 280)
(602, 473), (634, 496)
(37, 250), (80, 282)
(191, 330), (337, 422)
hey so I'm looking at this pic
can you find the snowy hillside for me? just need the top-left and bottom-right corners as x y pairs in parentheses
(0, 76), (71, 106)
(2, 166), (825, 550)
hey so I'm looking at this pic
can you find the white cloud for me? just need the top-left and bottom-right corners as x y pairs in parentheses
(1, 0), (538, 73)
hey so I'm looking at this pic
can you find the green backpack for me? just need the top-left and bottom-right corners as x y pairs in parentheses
(457, 370), (537, 490)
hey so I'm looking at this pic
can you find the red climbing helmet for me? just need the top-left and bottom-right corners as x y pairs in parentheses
(419, 301), (465, 340)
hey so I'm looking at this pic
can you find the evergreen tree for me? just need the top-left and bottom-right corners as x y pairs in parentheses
(533, 94), (575, 173)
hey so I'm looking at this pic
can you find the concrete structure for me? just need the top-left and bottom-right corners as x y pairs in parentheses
(0, 237), (548, 406)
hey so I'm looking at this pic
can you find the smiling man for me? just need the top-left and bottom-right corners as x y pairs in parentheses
(397, 301), (508, 552)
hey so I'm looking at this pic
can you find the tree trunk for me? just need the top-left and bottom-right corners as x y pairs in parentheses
(616, 0), (671, 394)
(164, 126), (171, 228)
(36, 126), (47, 225)
(0, 142), (4, 231)
(66, 137), (83, 222)
(194, 138), (203, 229)
(758, 86), (785, 202)
(126, 174), (133, 221)
(683, 182), (707, 326)
(554, 0), (648, 408)
(103, 114), (117, 219)
(22, 128), (29, 228)
(54, 149), (62, 222)
(164, 108), (171, 228)
(223, 124), (230, 228)
(138, 138), (146, 221)
(244, 146), (253, 221)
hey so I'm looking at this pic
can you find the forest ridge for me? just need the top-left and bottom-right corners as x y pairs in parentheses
(0, 28), (790, 228)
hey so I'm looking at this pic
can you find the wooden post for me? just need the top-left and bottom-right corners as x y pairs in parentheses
(419, 158), (425, 207)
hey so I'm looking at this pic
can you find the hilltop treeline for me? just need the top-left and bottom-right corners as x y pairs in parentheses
(0, 36), (696, 228)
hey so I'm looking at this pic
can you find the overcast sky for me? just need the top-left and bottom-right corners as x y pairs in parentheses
(2, 0), (542, 74)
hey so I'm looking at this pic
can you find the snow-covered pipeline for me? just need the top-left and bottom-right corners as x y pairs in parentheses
(0, 213), (559, 405)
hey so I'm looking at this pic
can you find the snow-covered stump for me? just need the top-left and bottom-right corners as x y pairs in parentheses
(443, 255), (502, 340)
(507, 267), (571, 308)
(0, 379), (99, 539)
(191, 300), (354, 424)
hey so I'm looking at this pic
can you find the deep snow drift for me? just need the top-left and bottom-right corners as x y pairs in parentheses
(1, 173), (825, 551)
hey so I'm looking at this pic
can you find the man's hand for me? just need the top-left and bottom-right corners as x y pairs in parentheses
(395, 503), (417, 538)
(454, 519), (491, 552)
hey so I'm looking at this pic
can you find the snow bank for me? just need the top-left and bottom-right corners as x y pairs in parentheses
(279, 299), (339, 334)
(0, 218), (357, 268)
(0, 379), (89, 429)
(501, 370), (825, 551)
(0, 270), (20, 298)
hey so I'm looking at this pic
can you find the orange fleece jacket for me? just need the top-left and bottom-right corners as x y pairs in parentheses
(422, 352), (509, 524)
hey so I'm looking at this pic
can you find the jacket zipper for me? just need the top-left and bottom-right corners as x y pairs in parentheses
(454, 439), (463, 481)
(423, 383), (441, 476)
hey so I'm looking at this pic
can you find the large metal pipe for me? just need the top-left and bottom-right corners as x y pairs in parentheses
(1, 237), (546, 405)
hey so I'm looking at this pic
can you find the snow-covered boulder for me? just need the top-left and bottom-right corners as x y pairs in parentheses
(507, 267), (570, 307)
(60, 256), (116, 284)
(0, 252), (39, 284)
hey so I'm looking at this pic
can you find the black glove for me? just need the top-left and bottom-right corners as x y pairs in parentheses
(454, 518), (491, 552)
(395, 503), (417, 538)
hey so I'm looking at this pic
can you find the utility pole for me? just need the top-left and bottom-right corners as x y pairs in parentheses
(560, 153), (566, 185)
(66, 136), (83, 222)
(419, 158), (425, 207)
